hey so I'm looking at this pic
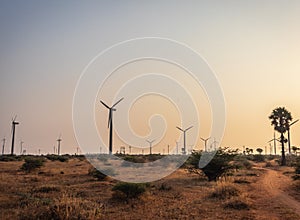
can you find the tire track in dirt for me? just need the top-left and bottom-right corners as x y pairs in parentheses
(256, 167), (300, 217)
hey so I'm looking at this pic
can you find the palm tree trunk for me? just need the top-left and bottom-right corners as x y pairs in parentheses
(280, 133), (286, 166)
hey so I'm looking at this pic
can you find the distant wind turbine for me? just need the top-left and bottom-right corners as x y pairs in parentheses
(11, 116), (19, 155)
(100, 98), (124, 155)
(146, 139), (155, 155)
(176, 126), (193, 154)
(200, 137), (210, 152)
(288, 119), (299, 154)
(2, 137), (5, 155)
(268, 132), (280, 155)
(57, 134), (62, 155)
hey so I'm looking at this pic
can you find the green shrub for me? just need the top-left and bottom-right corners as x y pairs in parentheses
(112, 182), (147, 199)
(0, 155), (18, 161)
(209, 183), (240, 200)
(21, 158), (45, 172)
(34, 186), (60, 193)
(88, 167), (116, 180)
(252, 154), (265, 162)
(223, 198), (250, 210)
(293, 157), (300, 174)
(189, 147), (238, 181)
(45, 155), (69, 162)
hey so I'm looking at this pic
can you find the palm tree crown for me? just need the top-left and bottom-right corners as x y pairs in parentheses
(269, 107), (292, 134)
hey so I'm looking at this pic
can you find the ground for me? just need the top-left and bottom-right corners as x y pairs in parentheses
(0, 158), (300, 219)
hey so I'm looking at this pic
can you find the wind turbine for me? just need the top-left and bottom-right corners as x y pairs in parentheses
(268, 132), (280, 155)
(175, 141), (179, 155)
(2, 137), (5, 155)
(200, 137), (210, 152)
(100, 98), (124, 155)
(11, 116), (19, 155)
(288, 119), (299, 154)
(146, 139), (155, 155)
(57, 134), (62, 155)
(210, 138), (218, 151)
(176, 125), (193, 155)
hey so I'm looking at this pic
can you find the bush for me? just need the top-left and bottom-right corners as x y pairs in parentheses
(209, 183), (240, 200)
(88, 167), (116, 181)
(45, 154), (69, 162)
(189, 147), (238, 181)
(112, 182), (147, 199)
(34, 186), (60, 193)
(293, 157), (300, 174)
(0, 155), (18, 161)
(21, 157), (45, 172)
(252, 154), (265, 162)
(233, 156), (252, 169)
(223, 198), (250, 210)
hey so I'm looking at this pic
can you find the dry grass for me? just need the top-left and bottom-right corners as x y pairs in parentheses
(0, 157), (298, 219)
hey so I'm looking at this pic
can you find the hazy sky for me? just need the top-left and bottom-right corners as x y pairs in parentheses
(1, 1), (300, 154)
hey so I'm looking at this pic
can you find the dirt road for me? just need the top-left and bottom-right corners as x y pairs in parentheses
(256, 167), (300, 217)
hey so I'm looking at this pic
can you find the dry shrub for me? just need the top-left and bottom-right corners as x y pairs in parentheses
(209, 182), (240, 200)
(18, 192), (102, 220)
(49, 193), (102, 219)
(223, 197), (250, 210)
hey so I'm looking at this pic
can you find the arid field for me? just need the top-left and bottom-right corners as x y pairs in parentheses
(1, 154), (300, 220)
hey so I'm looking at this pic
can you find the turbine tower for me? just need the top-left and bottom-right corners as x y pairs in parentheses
(268, 132), (280, 155)
(146, 139), (155, 155)
(2, 137), (5, 155)
(200, 137), (210, 152)
(100, 98), (124, 155)
(11, 116), (19, 155)
(57, 134), (62, 155)
(288, 119), (299, 154)
(176, 126), (193, 155)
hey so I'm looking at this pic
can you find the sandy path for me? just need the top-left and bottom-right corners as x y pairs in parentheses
(256, 167), (300, 217)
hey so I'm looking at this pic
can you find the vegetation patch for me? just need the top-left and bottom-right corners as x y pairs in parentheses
(188, 147), (238, 181)
(88, 167), (116, 181)
(112, 182), (148, 199)
(21, 157), (45, 172)
(209, 183), (240, 200)
(223, 198), (250, 210)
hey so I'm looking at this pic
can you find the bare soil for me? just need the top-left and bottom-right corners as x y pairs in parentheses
(0, 158), (300, 219)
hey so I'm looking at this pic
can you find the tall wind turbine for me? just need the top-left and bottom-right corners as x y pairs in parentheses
(288, 119), (299, 154)
(146, 139), (155, 155)
(11, 116), (19, 155)
(2, 137), (5, 155)
(176, 126), (193, 155)
(200, 137), (210, 152)
(268, 132), (280, 155)
(100, 98), (124, 155)
(57, 134), (62, 155)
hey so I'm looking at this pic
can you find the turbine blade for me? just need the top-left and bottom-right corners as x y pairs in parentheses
(176, 126), (183, 132)
(201, 138), (205, 141)
(112, 97), (124, 108)
(13, 115), (17, 122)
(185, 126), (193, 131)
(290, 119), (299, 126)
(100, 100), (110, 109)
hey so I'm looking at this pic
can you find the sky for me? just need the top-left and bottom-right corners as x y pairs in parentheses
(1, 1), (300, 155)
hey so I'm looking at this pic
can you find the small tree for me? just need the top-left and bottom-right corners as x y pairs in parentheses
(256, 148), (263, 155)
(189, 147), (238, 181)
(292, 146), (299, 155)
(21, 157), (45, 172)
(269, 107), (292, 166)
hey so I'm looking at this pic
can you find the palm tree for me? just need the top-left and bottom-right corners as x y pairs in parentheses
(256, 148), (263, 155)
(269, 107), (292, 166)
